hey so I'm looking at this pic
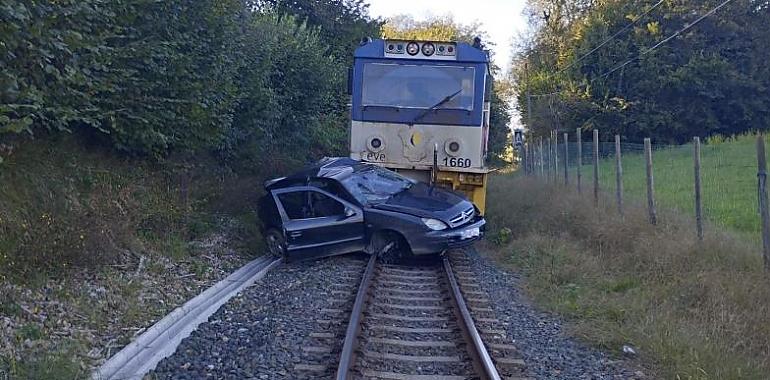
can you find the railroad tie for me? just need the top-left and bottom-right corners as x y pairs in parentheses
(376, 295), (445, 302)
(378, 273), (440, 281)
(486, 343), (519, 353)
(495, 357), (527, 367)
(479, 328), (507, 336)
(372, 325), (453, 334)
(316, 319), (344, 325)
(363, 351), (461, 363)
(377, 279), (440, 287)
(371, 302), (444, 311)
(302, 345), (332, 354)
(381, 288), (443, 296)
(474, 317), (500, 324)
(368, 313), (449, 322)
(309, 332), (336, 339)
(362, 370), (467, 380)
(294, 363), (327, 372)
(367, 337), (456, 348)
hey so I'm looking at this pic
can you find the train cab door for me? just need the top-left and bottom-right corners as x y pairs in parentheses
(271, 186), (366, 260)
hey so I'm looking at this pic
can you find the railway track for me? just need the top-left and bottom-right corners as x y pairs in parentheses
(335, 250), (527, 380)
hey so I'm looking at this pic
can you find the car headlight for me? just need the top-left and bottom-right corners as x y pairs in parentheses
(421, 218), (448, 231)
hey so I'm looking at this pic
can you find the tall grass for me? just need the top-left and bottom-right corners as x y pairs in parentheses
(484, 174), (770, 379)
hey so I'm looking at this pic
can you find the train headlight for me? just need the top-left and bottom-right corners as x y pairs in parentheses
(367, 136), (386, 152)
(406, 42), (420, 56)
(421, 42), (435, 56)
(444, 139), (461, 157)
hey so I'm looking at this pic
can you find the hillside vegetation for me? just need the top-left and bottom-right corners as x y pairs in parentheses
(484, 174), (770, 379)
(512, 0), (770, 143)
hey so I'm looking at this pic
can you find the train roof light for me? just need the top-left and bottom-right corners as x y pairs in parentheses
(382, 40), (458, 61)
(406, 41), (420, 56)
(421, 42), (435, 56)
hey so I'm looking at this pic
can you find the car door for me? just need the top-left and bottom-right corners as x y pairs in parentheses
(271, 186), (366, 260)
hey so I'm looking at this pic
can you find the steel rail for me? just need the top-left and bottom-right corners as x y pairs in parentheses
(442, 256), (502, 380)
(335, 253), (378, 380)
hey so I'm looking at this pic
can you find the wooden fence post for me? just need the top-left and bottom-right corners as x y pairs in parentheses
(576, 128), (582, 193)
(756, 135), (770, 270)
(524, 143), (530, 175)
(545, 137), (553, 182)
(593, 129), (599, 207)
(539, 137), (544, 177)
(644, 138), (657, 225)
(615, 134), (623, 215)
(694, 137), (704, 241)
(563, 132), (569, 186)
(554, 130), (559, 184)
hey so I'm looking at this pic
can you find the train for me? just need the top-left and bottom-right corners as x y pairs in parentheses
(348, 38), (493, 214)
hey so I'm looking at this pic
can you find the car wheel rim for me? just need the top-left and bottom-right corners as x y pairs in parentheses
(267, 233), (283, 257)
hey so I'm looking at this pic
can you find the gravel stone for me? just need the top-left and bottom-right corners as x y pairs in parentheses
(462, 248), (645, 379)
(148, 253), (368, 380)
(148, 247), (645, 380)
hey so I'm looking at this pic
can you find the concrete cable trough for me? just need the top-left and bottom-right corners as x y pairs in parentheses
(93, 255), (282, 380)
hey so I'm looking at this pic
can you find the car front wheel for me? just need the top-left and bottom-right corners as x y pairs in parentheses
(370, 232), (407, 264)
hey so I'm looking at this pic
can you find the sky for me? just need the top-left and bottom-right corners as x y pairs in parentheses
(366, 0), (529, 73)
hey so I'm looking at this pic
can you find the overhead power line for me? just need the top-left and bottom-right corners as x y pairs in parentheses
(558, 0), (665, 75)
(598, 0), (737, 79)
(530, 0), (738, 97)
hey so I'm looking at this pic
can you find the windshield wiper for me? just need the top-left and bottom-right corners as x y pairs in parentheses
(411, 88), (462, 124)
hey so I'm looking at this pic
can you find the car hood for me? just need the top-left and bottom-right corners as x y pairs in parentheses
(371, 183), (472, 220)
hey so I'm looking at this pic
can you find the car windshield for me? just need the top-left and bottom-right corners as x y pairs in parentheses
(341, 166), (415, 204)
(361, 63), (475, 110)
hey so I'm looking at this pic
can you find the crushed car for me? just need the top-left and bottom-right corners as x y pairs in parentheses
(258, 157), (485, 262)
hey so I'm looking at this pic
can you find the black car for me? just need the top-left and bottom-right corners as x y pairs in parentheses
(258, 157), (485, 262)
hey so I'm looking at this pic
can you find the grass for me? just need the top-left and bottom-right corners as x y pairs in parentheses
(563, 134), (763, 235)
(0, 135), (276, 378)
(483, 174), (770, 379)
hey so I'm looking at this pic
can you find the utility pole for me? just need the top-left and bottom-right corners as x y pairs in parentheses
(525, 63), (532, 133)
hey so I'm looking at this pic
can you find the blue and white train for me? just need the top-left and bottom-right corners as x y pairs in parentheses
(349, 38), (493, 214)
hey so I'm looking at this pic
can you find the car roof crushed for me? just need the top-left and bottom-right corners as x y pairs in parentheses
(264, 157), (369, 189)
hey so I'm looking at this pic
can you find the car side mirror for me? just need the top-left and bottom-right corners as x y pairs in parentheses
(344, 207), (356, 218)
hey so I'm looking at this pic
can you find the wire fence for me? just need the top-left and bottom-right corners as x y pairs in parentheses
(520, 131), (770, 271)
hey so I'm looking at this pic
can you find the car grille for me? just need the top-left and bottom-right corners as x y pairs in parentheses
(449, 207), (475, 228)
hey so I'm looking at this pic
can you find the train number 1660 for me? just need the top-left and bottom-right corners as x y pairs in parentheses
(442, 157), (472, 168)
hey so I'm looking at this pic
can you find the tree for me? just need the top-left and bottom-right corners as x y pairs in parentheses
(512, 0), (770, 143)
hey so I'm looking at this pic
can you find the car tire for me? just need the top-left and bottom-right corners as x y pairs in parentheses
(265, 228), (288, 260)
(371, 232), (406, 264)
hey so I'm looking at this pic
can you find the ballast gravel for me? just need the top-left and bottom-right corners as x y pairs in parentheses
(147, 249), (643, 380)
(147, 253), (367, 380)
(464, 248), (644, 380)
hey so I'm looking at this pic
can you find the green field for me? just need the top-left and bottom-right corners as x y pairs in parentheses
(560, 134), (763, 235)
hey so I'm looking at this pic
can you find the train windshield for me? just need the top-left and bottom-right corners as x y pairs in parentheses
(361, 63), (475, 110)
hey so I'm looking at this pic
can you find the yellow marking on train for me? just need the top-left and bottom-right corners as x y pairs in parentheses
(410, 132), (422, 147)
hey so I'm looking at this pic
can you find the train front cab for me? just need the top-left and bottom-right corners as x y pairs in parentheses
(349, 39), (492, 214)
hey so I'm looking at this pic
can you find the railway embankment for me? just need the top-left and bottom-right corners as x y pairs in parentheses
(0, 139), (264, 379)
(482, 174), (770, 379)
